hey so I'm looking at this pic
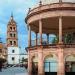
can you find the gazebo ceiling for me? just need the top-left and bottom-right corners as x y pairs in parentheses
(30, 16), (75, 34)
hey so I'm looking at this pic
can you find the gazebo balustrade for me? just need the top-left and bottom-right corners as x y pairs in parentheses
(26, 43), (75, 51)
(30, 34), (75, 47)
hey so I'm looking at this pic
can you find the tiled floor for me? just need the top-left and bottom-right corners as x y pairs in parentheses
(0, 67), (28, 75)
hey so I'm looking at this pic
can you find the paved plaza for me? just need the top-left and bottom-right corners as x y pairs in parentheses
(0, 67), (28, 75)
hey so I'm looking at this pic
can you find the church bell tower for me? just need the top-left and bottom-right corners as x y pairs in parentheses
(7, 14), (18, 47)
(7, 14), (19, 65)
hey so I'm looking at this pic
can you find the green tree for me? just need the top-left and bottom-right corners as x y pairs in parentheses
(21, 58), (28, 63)
(52, 36), (58, 44)
(64, 33), (74, 44)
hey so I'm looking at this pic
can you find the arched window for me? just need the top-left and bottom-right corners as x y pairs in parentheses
(10, 33), (12, 37)
(12, 50), (15, 53)
(14, 41), (16, 45)
(13, 27), (16, 31)
(14, 34), (15, 37)
(10, 27), (12, 30)
(10, 41), (12, 45)
(0, 49), (2, 53)
(12, 57), (15, 61)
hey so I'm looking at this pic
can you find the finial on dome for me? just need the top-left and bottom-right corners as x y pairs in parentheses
(11, 12), (13, 20)
(29, 8), (31, 12)
(59, 0), (62, 3)
(39, 0), (42, 6)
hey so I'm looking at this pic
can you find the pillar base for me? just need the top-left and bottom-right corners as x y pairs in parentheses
(58, 42), (63, 44)
(28, 72), (32, 75)
(38, 73), (44, 75)
(57, 72), (65, 75)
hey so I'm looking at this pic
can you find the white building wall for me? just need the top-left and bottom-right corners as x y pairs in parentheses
(8, 55), (19, 64)
(7, 47), (20, 64)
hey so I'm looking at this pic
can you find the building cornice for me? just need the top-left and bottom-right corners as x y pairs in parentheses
(26, 3), (75, 23)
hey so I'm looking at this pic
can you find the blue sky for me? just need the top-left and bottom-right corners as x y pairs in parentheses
(2, 0), (73, 53)
(0, 0), (38, 53)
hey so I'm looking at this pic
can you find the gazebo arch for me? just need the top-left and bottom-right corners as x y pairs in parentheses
(44, 54), (58, 75)
(65, 54), (75, 75)
(32, 56), (38, 75)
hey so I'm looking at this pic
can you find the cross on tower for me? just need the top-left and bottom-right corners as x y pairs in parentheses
(39, 0), (42, 6)
(11, 12), (13, 20)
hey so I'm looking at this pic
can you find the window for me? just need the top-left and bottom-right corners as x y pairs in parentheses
(12, 57), (15, 61)
(13, 27), (16, 30)
(14, 34), (15, 37)
(10, 27), (12, 30)
(10, 33), (12, 37)
(0, 49), (2, 53)
(10, 41), (12, 45)
(12, 50), (15, 53)
(14, 41), (16, 45)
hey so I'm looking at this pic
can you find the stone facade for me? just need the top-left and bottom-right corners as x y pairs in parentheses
(26, 45), (75, 75)
(25, 1), (75, 75)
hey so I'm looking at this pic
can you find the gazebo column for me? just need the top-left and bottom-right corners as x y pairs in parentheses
(39, 19), (42, 45)
(47, 34), (49, 44)
(28, 51), (32, 75)
(28, 26), (31, 47)
(35, 33), (38, 46)
(59, 16), (63, 44)
(38, 48), (44, 75)
(57, 49), (65, 75)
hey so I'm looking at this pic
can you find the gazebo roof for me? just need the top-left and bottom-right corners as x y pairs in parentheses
(26, 2), (75, 34)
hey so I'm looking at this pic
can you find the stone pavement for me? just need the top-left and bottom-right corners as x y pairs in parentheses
(15, 72), (28, 75)
(0, 67), (28, 75)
